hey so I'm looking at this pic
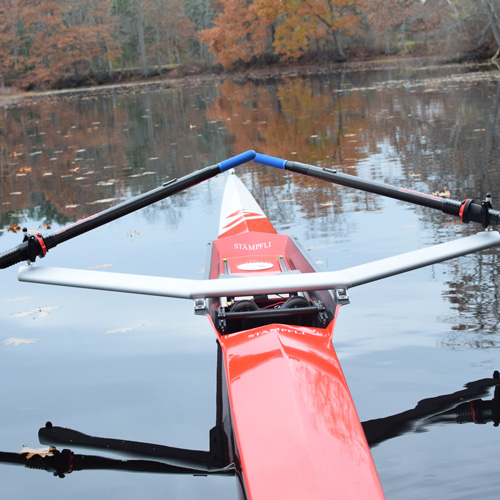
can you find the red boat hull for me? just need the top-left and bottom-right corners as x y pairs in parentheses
(208, 174), (384, 499)
(217, 322), (384, 499)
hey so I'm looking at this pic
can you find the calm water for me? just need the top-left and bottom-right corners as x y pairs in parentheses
(1, 64), (500, 499)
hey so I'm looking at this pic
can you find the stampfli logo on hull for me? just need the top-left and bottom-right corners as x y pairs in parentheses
(234, 242), (272, 251)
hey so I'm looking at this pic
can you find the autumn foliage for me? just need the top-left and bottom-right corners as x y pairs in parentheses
(1, 0), (500, 89)
(0, 0), (119, 88)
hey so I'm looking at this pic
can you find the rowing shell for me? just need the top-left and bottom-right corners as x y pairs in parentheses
(209, 174), (384, 499)
(15, 163), (500, 498)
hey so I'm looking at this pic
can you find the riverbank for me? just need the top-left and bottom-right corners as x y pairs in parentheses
(0, 55), (495, 108)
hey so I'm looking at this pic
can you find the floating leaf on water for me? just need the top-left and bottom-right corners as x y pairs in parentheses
(87, 198), (117, 205)
(432, 189), (451, 198)
(127, 231), (139, 238)
(10, 306), (58, 318)
(17, 166), (31, 174)
(409, 172), (421, 177)
(88, 263), (114, 270)
(7, 224), (21, 233)
(105, 327), (133, 334)
(20, 447), (52, 458)
(2, 337), (38, 346)
(8, 296), (31, 302)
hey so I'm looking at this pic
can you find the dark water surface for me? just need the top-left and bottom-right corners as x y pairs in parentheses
(1, 64), (500, 499)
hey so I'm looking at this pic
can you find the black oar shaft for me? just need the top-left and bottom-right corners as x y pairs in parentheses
(39, 424), (211, 470)
(285, 161), (500, 227)
(0, 164), (220, 269)
(46, 164), (220, 248)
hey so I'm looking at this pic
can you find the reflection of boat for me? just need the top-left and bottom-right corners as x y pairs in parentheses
(363, 370), (500, 447)
(1, 371), (498, 486)
(2, 151), (500, 499)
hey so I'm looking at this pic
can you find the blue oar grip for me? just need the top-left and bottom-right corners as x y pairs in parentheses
(253, 153), (287, 169)
(218, 150), (256, 172)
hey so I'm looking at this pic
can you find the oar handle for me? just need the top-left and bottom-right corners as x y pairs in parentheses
(0, 233), (50, 269)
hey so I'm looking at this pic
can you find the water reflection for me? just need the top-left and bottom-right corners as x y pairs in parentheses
(364, 370), (500, 447)
(1, 370), (497, 484)
(4, 67), (500, 225)
(2, 65), (500, 498)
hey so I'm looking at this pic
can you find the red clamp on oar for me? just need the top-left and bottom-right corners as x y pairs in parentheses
(459, 199), (474, 222)
(459, 195), (493, 227)
(35, 233), (47, 257)
(23, 229), (48, 263)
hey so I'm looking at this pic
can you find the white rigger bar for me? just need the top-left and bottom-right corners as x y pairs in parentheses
(18, 231), (500, 299)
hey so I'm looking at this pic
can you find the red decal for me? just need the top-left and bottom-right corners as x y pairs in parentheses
(55, 214), (99, 234)
(399, 187), (443, 202)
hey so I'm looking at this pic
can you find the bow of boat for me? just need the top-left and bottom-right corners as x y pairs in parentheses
(209, 175), (384, 499)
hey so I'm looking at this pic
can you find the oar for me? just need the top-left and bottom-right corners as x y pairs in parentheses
(38, 422), (224, 471)
(0, 151), (256, 269)
(252, 153), (500, 228)
(0, 448), (234, 477)
(2, 149), (499, 270)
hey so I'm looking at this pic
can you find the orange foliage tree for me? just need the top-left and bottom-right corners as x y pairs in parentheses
(198, 0), (270, 67)
(0, 0), (25, 85)
(200, 0), (361, 66)
(261, 0), (360, 61)
(0, 0), (119, 88)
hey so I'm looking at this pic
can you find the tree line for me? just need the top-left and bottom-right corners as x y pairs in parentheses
(1, 0), (500, 90)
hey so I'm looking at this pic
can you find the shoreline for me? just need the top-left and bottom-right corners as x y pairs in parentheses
(0, 56), (494, 107)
